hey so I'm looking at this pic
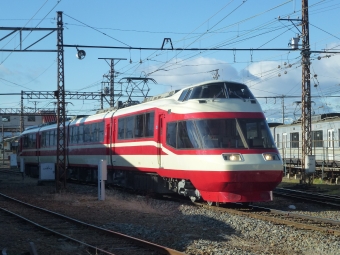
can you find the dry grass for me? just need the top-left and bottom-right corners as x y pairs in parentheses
(279, 177), (340, 196)
(50, 187), (179, 216)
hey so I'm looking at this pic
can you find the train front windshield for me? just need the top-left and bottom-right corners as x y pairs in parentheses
(167, 118), (276, 149)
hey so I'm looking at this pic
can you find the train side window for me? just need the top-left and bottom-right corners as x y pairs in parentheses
(70, 126), (74, 144)
(72, 126), (79, 144)
(49, 130), (54, 146)
(290, 132), (299, 148)
(312, 130), (323, 147)
(54, 129), (58, 146)
(27, 134), (32, 148)
(78, 125), (84, 143)
(28, 116), (35, 122)
(145, 112), (154, 137)
(41, 132), (45, 147)
(32, 133), (36, 148)
(98, 122), (104, 142)
(91, 123), (98, 142)
(44, 132), (49, 147)
(45, 131), (48, 147)
(23, 135), (28, 148)
(118, 118), (125, 140)
(134, 114), (144, 138)
(178, 89), (189, 101)
(125, 116), (134, 139)
(166, 122), (177, 148)
(183, 89), (193, 101)
(84, 124), (91, 142)
(190, 86), (202, 99)
(177, 121), (200, 149)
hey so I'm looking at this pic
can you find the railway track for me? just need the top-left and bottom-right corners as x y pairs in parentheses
(274, 187), (340, 207)
(0, 169), (22, 175)
(0, 192), (185, 255)
(193, 201), (340, 236)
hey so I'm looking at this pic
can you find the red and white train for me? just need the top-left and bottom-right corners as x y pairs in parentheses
(18, 80), (283, 204)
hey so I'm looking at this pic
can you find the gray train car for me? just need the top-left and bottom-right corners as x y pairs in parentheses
(269, 113), (340, 180)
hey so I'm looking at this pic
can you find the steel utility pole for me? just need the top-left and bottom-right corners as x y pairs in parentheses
(99, 58), (126, 107)
(56, 11), (67, 192)
(301, 0), (312, 182)
(281, 96), (285, 125)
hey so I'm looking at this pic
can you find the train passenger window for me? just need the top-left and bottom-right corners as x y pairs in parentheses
(70, 126), (78, 144)
(31, 133), (36, 148)
(91, 123), (98, 142)
(98, 122), (104, 142)
(2, 116), (10, 122)
(177, 121), (200, 149)
(145, 112), (154, 137)
(41, 131), (49, 147)
(118, 119), (125, 139)
(49, 130), (55, 146)
(126, 117), (134, 139)
(290, 132), (299, 148)
(226, 83), (254, 99)
(118, 112), (154, 140)
(190, 86), (203, 99)
(41, 132), (46, 147)
(312, 130), (323, 147)
(78, 125), (84, 143)
(183, 88), (193, 101)
(28, 116), (35, 122)
(135, 115), (144, 138)
(178, 89), (189, 101)
(23, 135), (28, 148)
(84, 125), (91, 142)
(166, 122), (177, 148)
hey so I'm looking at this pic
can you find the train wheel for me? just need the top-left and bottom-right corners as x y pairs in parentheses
(189, 196), (197, 202)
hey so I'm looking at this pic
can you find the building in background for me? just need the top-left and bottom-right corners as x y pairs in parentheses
(0, 111), (57, 152)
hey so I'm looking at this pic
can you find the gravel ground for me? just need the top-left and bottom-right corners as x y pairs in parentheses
(1, 166), (340, 255)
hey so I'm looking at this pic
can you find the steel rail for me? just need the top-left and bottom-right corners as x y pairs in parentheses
(193, 201), (340, 236)
(0, 192), (186, 255)
(274, 188), (340, 207)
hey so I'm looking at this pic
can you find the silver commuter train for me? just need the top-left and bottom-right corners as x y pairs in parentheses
(269, 113), (340, 180)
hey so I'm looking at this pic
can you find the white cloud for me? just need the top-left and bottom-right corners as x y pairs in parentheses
(141, 56), (241, 93)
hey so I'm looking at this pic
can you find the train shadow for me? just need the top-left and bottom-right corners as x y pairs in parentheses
(255, 194), (340, 214)
(98, 190), (245, 253)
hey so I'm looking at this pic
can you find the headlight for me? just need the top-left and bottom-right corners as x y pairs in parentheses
(222, 153), (243, 161)
(262, 153), (280, 161)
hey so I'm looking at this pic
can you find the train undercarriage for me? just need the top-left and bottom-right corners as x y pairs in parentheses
(283, 158), (340, 182)
(66, 166), (202, 201)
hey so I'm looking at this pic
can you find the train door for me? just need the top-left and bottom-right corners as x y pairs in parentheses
(282, 133), (287, 160)
(328, 129), (334, 161)
(157, 114), (165, 168)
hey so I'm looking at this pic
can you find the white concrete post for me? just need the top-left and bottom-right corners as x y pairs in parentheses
(98, 159), (107, 201)
(20, 158), (25, 173)
(20, 158), (25, 180)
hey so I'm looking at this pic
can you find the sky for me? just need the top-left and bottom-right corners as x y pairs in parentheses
(0, 0), (340, 124)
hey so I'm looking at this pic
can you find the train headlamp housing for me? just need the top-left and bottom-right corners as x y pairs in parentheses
(262, 153), (280, 161)
(222, 153), (244, 161)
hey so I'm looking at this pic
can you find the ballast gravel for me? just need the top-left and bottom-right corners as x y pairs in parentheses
(0, 171), (340, 255)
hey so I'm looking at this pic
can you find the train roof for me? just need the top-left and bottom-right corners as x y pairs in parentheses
(96, 80), (252, 113)
(270, 113), (340, 128)
(19, 80), (257, 135)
